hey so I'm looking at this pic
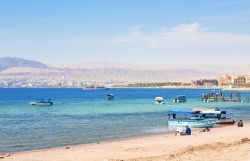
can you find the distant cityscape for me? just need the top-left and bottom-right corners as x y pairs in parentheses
(191, 74), (250, 88)
(0, 77), (120, 88)
(1, 74), (250, 88)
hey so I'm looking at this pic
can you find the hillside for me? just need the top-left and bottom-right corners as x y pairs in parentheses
(0, 57), (228, 83)
(0, 57), (47, 71)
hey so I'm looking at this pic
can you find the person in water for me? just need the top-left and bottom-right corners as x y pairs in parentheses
(238, 120), (243, 127)
(185, 126), (191, 135)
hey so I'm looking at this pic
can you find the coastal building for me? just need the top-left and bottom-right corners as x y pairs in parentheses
(191, 80), (202, 86)
(191, 79), (218, 86)
(233, 76), (246, 87)
(244, 75), (250, 86)
(219, 74), (232, 86)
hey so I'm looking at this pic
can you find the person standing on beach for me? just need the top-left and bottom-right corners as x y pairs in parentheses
(238, 120), (243, 127)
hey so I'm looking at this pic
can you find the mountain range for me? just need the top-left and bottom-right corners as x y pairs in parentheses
(0, 57), (47, 71)
(0, 57), (248, 82)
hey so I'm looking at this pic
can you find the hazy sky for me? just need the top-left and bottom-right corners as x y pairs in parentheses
(1, 0), (250, 65)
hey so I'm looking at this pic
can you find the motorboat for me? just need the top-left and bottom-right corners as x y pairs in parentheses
(167, 110), (216, 129)
(203, 97), (217, 102)
(173, 95), (187, 103)
(155, 96), (164, 104)
(30, 99), (53, 106)
(83, 86), (109, 90)
(106, 94), (114, 100)
(201, 91), (224, 102)
(192, 108), (235, 124)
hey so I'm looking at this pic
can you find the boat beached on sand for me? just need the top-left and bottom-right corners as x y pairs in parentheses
(30, 99), (53, 106)
(192, 108), (236, 125)
(167, 110), (217, 129)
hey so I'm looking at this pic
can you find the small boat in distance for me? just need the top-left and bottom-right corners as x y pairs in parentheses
(173, 95), (187, 103)
(155, 96), (164, 104)
(106, 94), (114, 100)
(30, 99), (53, 106)
(82, 85), (109, 90)
(167, 110), (216, 129)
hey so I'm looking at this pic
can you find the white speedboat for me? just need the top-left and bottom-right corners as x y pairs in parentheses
(155, 96), (164, 104)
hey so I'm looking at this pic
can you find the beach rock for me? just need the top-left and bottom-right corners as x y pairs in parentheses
(240, 137), (250, 143)
(0, 153), (10, 159)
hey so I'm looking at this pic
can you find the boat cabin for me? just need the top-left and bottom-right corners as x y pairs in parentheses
(167, 110), (200, 119)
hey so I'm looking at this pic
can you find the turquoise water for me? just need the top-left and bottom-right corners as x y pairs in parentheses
(0, 88), (250, 153)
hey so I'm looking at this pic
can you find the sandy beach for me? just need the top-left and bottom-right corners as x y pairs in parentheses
(1, 123), (249, 161)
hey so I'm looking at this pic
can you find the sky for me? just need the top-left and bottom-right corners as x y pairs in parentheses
(1, 0), (250, 66)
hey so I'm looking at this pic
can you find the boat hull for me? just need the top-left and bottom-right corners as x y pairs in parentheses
(216, 119), (235, 124)
(173, 99), (186, 103)
(30, 102), (53, 106)
(155, 101), (164, 104)
(168, 119), (216, 128)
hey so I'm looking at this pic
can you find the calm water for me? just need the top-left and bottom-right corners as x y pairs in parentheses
(0, 88), (250, 153)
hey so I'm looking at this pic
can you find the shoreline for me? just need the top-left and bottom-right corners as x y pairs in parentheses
(1, 86), (250, 91)
(1, 123), (234, 154)
(2, 130), (177, 154)
(2, 123), (250, 161)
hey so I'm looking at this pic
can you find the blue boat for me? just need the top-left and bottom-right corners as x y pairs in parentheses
(30, 98), (53, 106)
(106, 94), (114, 100)
(167, 110), (216, 128)
(173, 95), (187, 103)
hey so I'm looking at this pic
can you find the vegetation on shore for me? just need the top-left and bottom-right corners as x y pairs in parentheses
(115, 82), (191, 87)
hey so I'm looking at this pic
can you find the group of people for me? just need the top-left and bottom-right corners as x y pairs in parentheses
(175, 120), (244, 136)
(175, 126), (191, 136)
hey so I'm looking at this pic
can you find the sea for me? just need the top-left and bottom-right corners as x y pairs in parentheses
(0, 88), (250, 153)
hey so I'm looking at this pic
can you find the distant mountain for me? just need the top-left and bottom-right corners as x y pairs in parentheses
(1, 57), (248, 83)
(0, 67), (222, 82)
(0, 57), (47, 71)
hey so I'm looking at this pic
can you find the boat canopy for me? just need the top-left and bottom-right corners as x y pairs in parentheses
(192, 108), (226, 114)
(155, 97), (164, 101)
(200, 111), (221, 114)
(167, 110), (194, 115)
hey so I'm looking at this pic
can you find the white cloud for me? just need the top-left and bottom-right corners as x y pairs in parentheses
(111, 22), (250, 46)
(62, 22), (250, 65)
(170, 22), (203, 33)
